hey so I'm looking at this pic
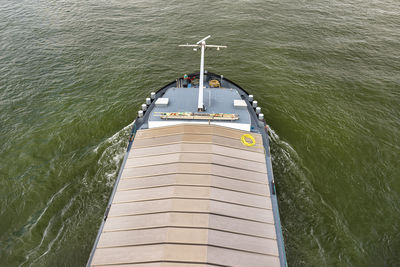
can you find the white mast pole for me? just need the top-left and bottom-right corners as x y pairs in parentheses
(198, 40), (206, 111)
(178, 35), (226, 112)
(196, 35), (210, 112)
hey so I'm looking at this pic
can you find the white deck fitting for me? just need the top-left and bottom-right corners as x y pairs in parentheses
(148, 120), (251, 131)
(234, 99), (247, 108)
(155, 98), (169, 107)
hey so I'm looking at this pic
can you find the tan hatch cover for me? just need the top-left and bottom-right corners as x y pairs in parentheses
(90, 124), (280, 267)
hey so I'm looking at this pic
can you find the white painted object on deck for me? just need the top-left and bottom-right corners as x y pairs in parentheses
(234, 99), (247, 108)
(148, 120), (251, 131)
(155, 98), (169, 107)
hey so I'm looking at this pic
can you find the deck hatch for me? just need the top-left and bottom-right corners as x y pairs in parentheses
(89, 124), (279, 267)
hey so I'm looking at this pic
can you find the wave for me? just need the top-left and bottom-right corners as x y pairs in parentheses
(92, 122), (133, 186)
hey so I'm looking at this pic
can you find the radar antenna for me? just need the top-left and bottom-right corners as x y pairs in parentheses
(179, 35), (227, 112)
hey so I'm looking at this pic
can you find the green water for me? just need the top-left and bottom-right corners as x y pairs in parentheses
(1, 0), (399, 266)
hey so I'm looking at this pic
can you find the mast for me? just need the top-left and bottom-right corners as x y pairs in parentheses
(198, 37), (207, 112)
(179, 36), (227, 112)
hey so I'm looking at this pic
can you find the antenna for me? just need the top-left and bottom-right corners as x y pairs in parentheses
(179, 35), (227, 112)
(196, 35), (211, 44)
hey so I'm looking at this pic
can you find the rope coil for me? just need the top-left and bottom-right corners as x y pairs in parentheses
(209, 80), (220, 88)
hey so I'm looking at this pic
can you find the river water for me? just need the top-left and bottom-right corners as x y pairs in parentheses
(1, 0), (399, 266)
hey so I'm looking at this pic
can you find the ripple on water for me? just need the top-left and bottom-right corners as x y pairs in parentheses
(1, 0), (400, 266)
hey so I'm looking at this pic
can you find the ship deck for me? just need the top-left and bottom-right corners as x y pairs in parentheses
(89, 124), (280, 267)
(147, 86), (251, 131)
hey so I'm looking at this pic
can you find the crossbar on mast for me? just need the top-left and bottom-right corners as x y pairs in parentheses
(179, 36), (227, 112)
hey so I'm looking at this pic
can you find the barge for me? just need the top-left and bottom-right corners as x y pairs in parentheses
(87, 36), (287, 267)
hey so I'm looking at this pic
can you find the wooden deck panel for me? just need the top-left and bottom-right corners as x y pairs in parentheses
(112, 186), (271, 209)
(97, 227), (278, 255)
(102, 212), (277, 239)
(121, 163), (268, 184)
(97, 228), (209, 248)
(91, 245), (279, 267)
(91, 244), (207, 266)
(134, 124), (264, 143)
(129, 143), (266, 163)
(90, 124), (279, 267)
(207, 246), (280, 267)
(125, 153), (267, 173)
(103, 213), (209, 232)
(117, 174), (270, 196)
(207, 213), (277, 239)
(107, 199), (274, 223)
(132, 133), (264, 153)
